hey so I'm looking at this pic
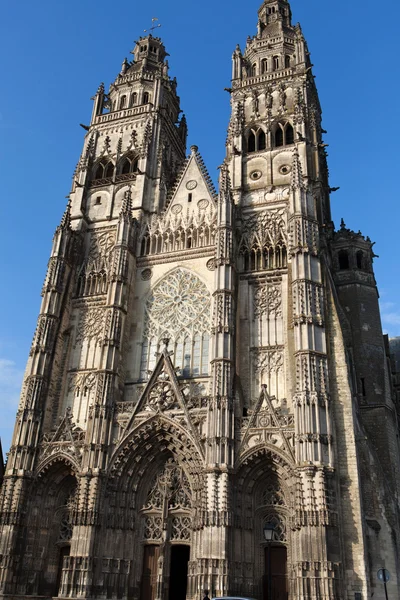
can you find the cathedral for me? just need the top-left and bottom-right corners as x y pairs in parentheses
(1, 1), (400, 599)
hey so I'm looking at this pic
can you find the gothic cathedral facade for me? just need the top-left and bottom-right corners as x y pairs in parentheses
(1, 2), (400, 600)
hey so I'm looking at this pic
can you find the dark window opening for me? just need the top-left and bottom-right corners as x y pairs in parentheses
(356, 250), (363, 270)
(251, 63), (257, 77)
(247, 132), (256, 152)
(285, 55), (291, 68)
(188, 193), (192, 203)
(275, 128), (284, 147)
(120, 95), (127, 109)
(273, 56), (280, 70)
(130, 93), (138, 106)
(94, 161), (114, 181)
(285, 124), (294, 145)
(338, 250), (350, 270)
(143, 92), (150, 104)
(105, 162), (114, 179)
(95, 196), (101, 205)
(258, 130), (266, 150)
(361, 377), (366, 397)
(262, 59), (268, 74)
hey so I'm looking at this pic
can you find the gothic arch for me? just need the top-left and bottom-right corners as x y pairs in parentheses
(232, 445), (296, 599)
(35, 453), (80, 479)
(109, 412), (205, 486)
(23, 459), (78, 597)
(237, 444), (297, 485)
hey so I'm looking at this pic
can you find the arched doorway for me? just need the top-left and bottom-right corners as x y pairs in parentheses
(233, 450), (294, 599)
(22, 461), (77, 597)
(140, 459), (193, 600)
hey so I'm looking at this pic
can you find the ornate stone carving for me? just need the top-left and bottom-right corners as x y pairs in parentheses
(252, 348), (284, 376)
(88, 230), (116, 263)
(253, 283), (282, 318)
(143, 269), (211, 341)
(76, 307), (105, 344)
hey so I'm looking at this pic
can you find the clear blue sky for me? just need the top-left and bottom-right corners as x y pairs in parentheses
(0, 0), (399, 455)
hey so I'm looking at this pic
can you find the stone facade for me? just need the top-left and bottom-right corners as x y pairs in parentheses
(1, 1), (400, 600)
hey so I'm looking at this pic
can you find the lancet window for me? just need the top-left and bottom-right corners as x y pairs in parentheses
(246, 127), (267, 153)
(139, 269), (211, 380)
(119, 153), (139, 176)
(274, 122), (294, 148)
(93, 160), (115, 182)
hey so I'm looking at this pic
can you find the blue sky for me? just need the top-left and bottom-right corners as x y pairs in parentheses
(0, 0), (399, 455)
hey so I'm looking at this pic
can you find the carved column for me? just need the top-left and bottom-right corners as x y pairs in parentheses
(0, 205), (75, 595)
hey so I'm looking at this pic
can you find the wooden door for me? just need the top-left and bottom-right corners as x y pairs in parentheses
(265, 546), (288, 600)
(141, 545), (160, 600)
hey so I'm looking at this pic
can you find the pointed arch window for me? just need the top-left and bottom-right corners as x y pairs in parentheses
(275, 127), (284, 148)
(119, 154), (139, 176)
(246, 127), (267, 153)
(247, 131), (256, 152)
(274, 122), (294, 148)
(120, 95), (127, 109)
(285, 55), (291, 68)
(273, 55), (280, 71)
(143, 92), (150, 104)
(93, 160), (115, 181)
(130, 92), (138, 106)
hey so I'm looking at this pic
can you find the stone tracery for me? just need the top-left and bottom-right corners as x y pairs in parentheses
(140, 269), (211, 379)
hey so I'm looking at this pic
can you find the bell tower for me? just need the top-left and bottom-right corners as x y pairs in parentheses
(72, 33), (187, 223)
(225, 0), (368, 598)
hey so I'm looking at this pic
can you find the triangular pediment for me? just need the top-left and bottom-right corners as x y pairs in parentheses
(165, 146), (217, 218)
(126, 346), (204, 457)
(52, 408), (81, 444)
(240, 385), (295, 462)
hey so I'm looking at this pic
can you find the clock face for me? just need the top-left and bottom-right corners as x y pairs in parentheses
(186, 180), (197, 191)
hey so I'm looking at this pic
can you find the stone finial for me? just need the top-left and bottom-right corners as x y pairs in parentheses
(190, 145), (198, 154)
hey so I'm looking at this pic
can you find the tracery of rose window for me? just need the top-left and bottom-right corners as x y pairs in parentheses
(140, 269), (211, 379)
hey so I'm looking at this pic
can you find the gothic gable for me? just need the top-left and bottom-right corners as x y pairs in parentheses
(126, 344), (205, 459)
(166, 145), (217, 217)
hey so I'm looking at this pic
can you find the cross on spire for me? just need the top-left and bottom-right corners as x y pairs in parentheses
(144, 17), (162, 34)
